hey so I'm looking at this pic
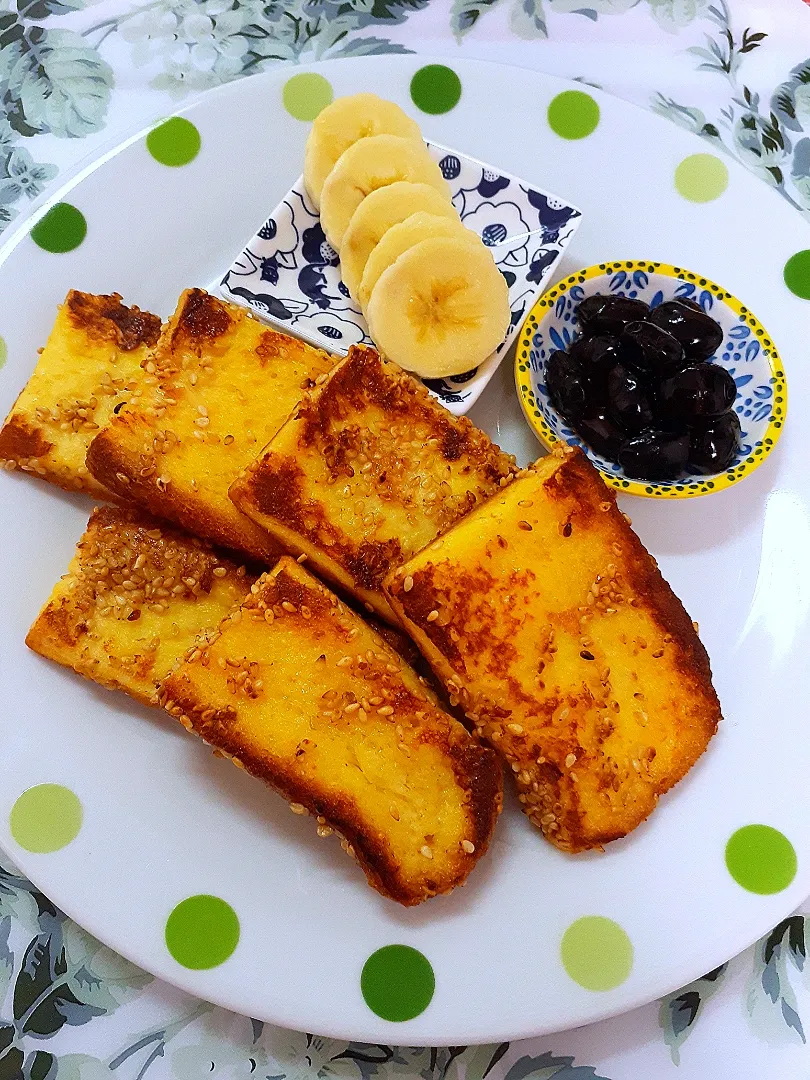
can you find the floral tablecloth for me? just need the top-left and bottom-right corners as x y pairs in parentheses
(2, 1), (810, 1077)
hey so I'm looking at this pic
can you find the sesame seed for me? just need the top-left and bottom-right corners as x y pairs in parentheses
(518, 520), (533, 531)
(281, 601), (296, 613)
(344, 702), (360, 713)
(580, 650), (595, 661)
(317, 825), (333, 838)
(420, 845), (433, 860)
(565, 753), (577, 768)
(212, 566), (227, 577)
(290, 802), (306, 815)
(390, 805), (400, 821)
(403, 575), (414, 592)
(507, 723), (523, 735)
(377, 705), (394, 716)
(426, 609), (439, 622)
(336, 656), (351, 667)
(461, 840), (475, 854)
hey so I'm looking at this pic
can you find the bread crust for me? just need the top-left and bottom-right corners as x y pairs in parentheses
(26, 505), (252, 704)
(385, 447), (721, 853)
(160, 556), (503, 904)
(87, 289), (335, 563)
(0, 291), (160, 498)
(230, 346), (515, 620)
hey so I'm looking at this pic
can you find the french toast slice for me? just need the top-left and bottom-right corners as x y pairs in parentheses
(385, 447), (720, 854)
(0, 291), (161, 498)
(159, 556), (502, 905)
(86, 289), (336, 562)
(229, 346), (516, 621)
(26, 506), (252, 705)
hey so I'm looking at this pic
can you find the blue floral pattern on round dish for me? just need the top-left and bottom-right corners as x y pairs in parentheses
(220, 142), (582, 416)
(515, 261), (787, 499)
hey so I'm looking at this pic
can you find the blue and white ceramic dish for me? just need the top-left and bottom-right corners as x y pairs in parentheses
(220, 142), (582, 415)
(515, 260), (787, 499)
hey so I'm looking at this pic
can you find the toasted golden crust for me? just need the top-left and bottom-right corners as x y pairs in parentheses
(26, 506), (253, 705)
(230, 346), (516, 620)
(385, 447), (720, 853)
(159, 556), (502, 905)
(86, 289), (336, 562)
(0, 291), (161, 498)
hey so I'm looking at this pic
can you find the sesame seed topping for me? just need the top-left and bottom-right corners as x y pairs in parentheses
(461, 840), (476, 854)
(565, 753), (577, 768)
(290, 802), (306, 815)
(426, 609), (439, 622)
(420, 845), (433, 859)
(403, 575), (414, 592)
(518, 520), (533, 531)
(507, 723), (523, 735)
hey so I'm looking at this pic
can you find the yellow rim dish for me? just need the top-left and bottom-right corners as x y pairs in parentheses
(514, 260), (787, 500)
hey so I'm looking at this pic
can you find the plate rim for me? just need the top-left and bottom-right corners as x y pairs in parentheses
(1, 53), (809, 1045)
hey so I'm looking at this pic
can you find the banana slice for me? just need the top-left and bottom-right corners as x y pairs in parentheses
(319, 134), (451, 251)
(358, 211), (478, 314)
(341, 182), (461, 301)
(366, 235), (511, 380)
(304, 94), (423, 211)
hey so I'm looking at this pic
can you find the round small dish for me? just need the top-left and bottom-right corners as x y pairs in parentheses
(515, 260), (787, 498)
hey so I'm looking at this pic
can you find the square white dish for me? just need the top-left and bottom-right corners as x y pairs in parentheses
(219, 141), (582, 414)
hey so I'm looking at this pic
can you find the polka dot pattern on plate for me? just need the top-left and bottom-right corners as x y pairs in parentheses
(547, 90), (600, 140)
(560, 916), (633, 991)
(725, 825), (797, 894)
(165, 895), (240, 969)
(410, 64), (462, 115)
(784, 250), (810, 300)
(674, 153), (729, 203)
(361, 944), (435, 1021)
(283, 73), (333, 121)
(147, 117), (201, 167)
(10, 784), (83, 853)
(30, 203), (86, 253)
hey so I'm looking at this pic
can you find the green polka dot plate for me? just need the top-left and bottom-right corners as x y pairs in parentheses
(1, 57), (810, 1046)
(516, 261), (787, 499)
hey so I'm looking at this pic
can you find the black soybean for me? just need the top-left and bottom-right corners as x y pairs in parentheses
(548, 292), (731, 480)
(618, 430), (690, 481)
(659, 363), (737, 423)
(568, 334), (624, 394)
(577, 295), (649, 336)
(575, 409), (626, 459)
(688, 412), (741, 474)
(545, 349), (589, 422)
(621, 321), (686, 377)
(648, 300), (724, 361)
(606, 363), (655, 434)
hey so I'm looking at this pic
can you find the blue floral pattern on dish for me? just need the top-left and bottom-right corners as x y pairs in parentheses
(521, 265), (786, 496)
(220, 142), (581, 415)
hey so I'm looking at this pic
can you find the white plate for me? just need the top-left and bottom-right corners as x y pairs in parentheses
(219, 141), (581, 414)
(1, 56), (810, 1045)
